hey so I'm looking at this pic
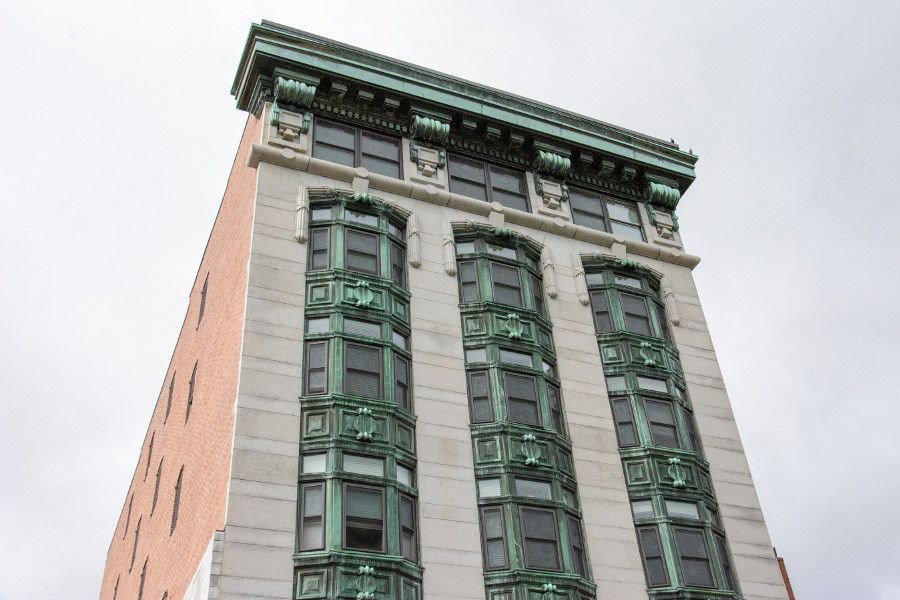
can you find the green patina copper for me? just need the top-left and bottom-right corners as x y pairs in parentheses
(409, 114), (450, 144)
(533, 149), (572, 177)
(644, 181), (682, 210)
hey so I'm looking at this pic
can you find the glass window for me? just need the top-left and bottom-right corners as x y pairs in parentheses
(397, 464), (413, 487)
(515, 478), (552, 500)
(590, 290), (614, 332)
(301, 453), (326, 474)
(490, 262), (523, 307)
(548, 384), (565, 434)
(388, 221), (403, 238)
(685, 409), (702, 454)
(313, 120), (402, 179)
(457, 260), (479, 302)
(607, 200), (644, 241)
(716, 535), (737, 590)
(306, 317), (329, 334)
(310, 206), (332, 221)
(480, 507), (508, 569)
(392, 331), (409, 350)
(631, 500), (655, 519)
(309, 228), (330, 270)
(399, 495), (418, 561)
(611, 398), (638, 447)
(305, 341), (328, 394)
(345, 229), (379, 275)
(666, 500), (700, 520)
(467, 371), (493, 423)
(448, 156), (528, 212)
(478, 478), (502, 498)
(360, 131), (401, 178)
(449, 155), (489, 201)
(299, 483), (325, 550)
(456, 240), (476, 254)
(637, 526), (669, 587)
(343, 454), (385, 477)
(605, 375), (627, 392)
(395, 355), (411, 411)
(541, 360), (557, 378)
(345, 210), (379, 227)
(568, 517), (587, 576)
(343, 342), (382, 399)
(655, 303), (671, 340)
(615, 275), (643, 289)
(569, 189), (607, 232)
(489, 165), (529, 212)
(344, 318), (381, 339)
(520, 508), (561, 571)
(585, 272), (605, 286)
(504, 373), (540, 426)
(465, 348), (487, 364)
(620, 292), (652, 336)
(391, 242), (406, 287)
(531, 274), (545, 315)
(343, 484), (385, 552)
(674, 528), (715, 587)
(637, 376), (668, 393)
(644, 399), (681, 449)
(499, 348), (532, 367)
(313, 119), (355, 167)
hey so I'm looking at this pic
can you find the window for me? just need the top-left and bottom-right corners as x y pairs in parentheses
(674, 528), (715, 587)
(185, 361), (197, 423)
(343, 342), (382, 399)
(666, 500), (700, 520)
(607, 200), (644, 241)
(467, 371), (493, 423)
(490, 262), (523, 307)
(615, 275), (642, 289)
(391, 242), (406, 287)
(311, 206), (332, 221)
(504, 373), (540, 426)
(397, 464), (413, 487)
(344, 317), (381, 338)
(164, 372), (174, 423)
(400, 494), (418, 561)
(589, 291), (614, 332)
(480, 507), (508, 569)
(343, 484), (385, 552)
(655, 303), (670, 341)
(309, 228), (330, 270)
(644, 399), (681, 449)
(716, 535), (737, 590)
(305, 341), (328, 395)
(345, 209), (378, 227)
(130, 517), (141, 571)
(299, 483), (325, 550)
(307, 317), (329, 334)
(611, 398), (638, 447)
(313, 119), (402, 178)
(465, 348), (487, 364)
(568, 517), (587, 576)
(605, 375), (627, 392)
(395, 355), (411, 410)
(144, 433), (154, 480)
(197, 273), (208, 327)
(456, 240), (475, 254)
(302, 453), (326, 474)
(569, 188), (607, 232)
(457, 260), (479, 302)
(620, 292), (652, 336)
(685, 409), (703, 454)
(631, 500), (655, 519)
(151, 459), (162, 515)
(514, 478), (552, 500)
(171, 466), (183, 534)
(548, 384), (565, 434)
(637, 526), (669, 587)
(569, 189), (644, 241)
(637, 376), (668, 393)
(499, 348), (532, 367)
(478, 478), (502, 497)
(531, 274), (545, 315)
(392, 331), (408, 350)
(345, 229), (379, 275)
(343, 454), (385, 477)
(520, 508), (561, 571)
(448, 155), (529, 212)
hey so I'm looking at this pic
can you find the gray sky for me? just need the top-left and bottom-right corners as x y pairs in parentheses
(1, 1), (898, 599)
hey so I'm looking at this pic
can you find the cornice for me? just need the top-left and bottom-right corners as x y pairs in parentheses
(232, 21), (699, 201)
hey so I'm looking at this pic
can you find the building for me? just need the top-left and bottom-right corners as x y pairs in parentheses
(100, 20), (791, 600)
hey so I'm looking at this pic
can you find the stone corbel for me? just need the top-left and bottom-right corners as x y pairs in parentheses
(540, 247), (558, 299)
(267, 71), (319, 154)
(407, 213), (421, 268)
(442, 221), (457, 276)
(662, 277), (681, 326)
(293, 185), (308, 243)
(532, 144), (572, 216)
(408, 108), (451, 185)
(643, 176), (683, 242)
(570, 254), (589, 306)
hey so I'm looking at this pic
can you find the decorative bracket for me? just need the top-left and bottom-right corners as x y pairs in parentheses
(351, 280), (375, 308)
(661, 277), (681, 326)
(409, 113), (451, 144)
(667, 457), (687, 487)
(521, 432), (542, 466)
(541, 583), (558, 600)
(442, 221), (457, 276)
(355, 565), (377, 600)
(406, 213), (421, 268)
(540, 247), (558, 299)
(504, 313), (525, 339)
(353, 407), (376, 441)
(534, 174), (569, 210)
(644, 180), (682, 210)
(294, 185), (308, 243)
(571, 254), (589, 306)
(533, 147), (572, 178)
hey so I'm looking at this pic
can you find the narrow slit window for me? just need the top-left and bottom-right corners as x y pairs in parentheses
(309, 227), (330, 270)
(637, 526), (669, 587)
(164, 372), (174, 423)
(185, 361), (197, 423)
(197, 273), (208, 327)
(305, 341), (328, 395)
(716, 535), (737, 591)
(394, 355), (411, 411)
(467, 371), (493, 423)
(390, 241), (406, 287)
(531, 274), (545, 315)
(480, 507), (508, 570)
(171, 466), (184, 534)
(589, 291), (614, 332)
(299, 483), (325, 550)
(548, 384), (565, 434)
(568, 517), (587, 576)
(399, 494), (418, 562)
(151, 459), (162, 515)
(611, 398), (638, 447)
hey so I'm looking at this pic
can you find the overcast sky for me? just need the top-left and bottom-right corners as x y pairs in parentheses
(1, 1), (898, 599)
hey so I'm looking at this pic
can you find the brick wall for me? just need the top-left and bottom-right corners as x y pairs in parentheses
(99, 114), (261, 600)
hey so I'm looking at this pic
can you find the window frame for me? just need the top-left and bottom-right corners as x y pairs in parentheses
(673, 527), (717, 588)
(503, 371), (542, 427)
(567, 515), (588, 577)
(308, 227), (331, 271)
(568, 187), (645, 241)
(611, 397), (639, 447)
(448, 154), (530, 212)
(479, 506), (509, 570)
(312, 118), (403, 179)
(519, 506), (562, 572)
(489, 260), (525, 308)
(394, 353), (411, 411)
(344, 227), (381, 276)
(399, 493), (419, 562)
(299, 482), (326, 551)
(620, 291), (653, 336)
(643, 397), (683, 449)
(304, 340), (329, 395)
(342, 482), (387, 553)
(343, 341), (383, 400)
(589, 290), (614, 332)
(636, 525), (669, 587)
(467, 370), (494, 423)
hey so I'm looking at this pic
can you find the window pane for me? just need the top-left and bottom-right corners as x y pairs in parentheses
(489, 166), (526, 193)
(310, 228), (330, 270)
(391, 242), (406, 287)
(456, 241), (475, 254)
(685, 411), (702, 453)
(615, 275), (642, 289)
(611, 398), (638, 447)
(395, 355), (410, 410)
(491, 189), (529, 212)
(465, 348), (487, 364)
(716, 535), (737, 590)
(300, 484), (324, 550)
(397, 464), (412, 487)
(400, 495), (417, 561)
(362, 155), (401, 179)
(666, 500), (700, 520)
(572, 210), (607, 231)
(310, 207), (332, 221)
(515, 478), (552, 499)
(392, 331), (408, 350)
(306, 317), (329, 334)
(315, 120), (355, 149)
(481, 508), (507, 569)
(361, 132), (400, 160)
(490, 263), (523, 307)
(521, 509), (560, 570)
(345, 229), (379, 274)
(302, 454), (326, 474)
(478, 478), (502, 497)
(306, 341), (327, 394)
(344, 318), (381, 338)
(548, 385), (564, 434)
(570, 190), (606, 232)
(637, 376), (668, 393)
(344, 343), (381, 399)
(449, 155), (487, 183)
(504, 373), (540, 426)
(344, 486), (384, 551)
(607, 200), (640, 224)
(638, 526), (669, 586)
(468, 371), (492, 423)
(531, 275), (545, 315)
(605, 375), (627, 392)
(611, 221), (644, 241)
(343, 454), (385, 477)
(568, 517), (587, 576)
(590, 291), (613, 332)
(655, 303), (670, 340)
(487, 244), (517, 259)
(621, 293), (652, 336)
(458, 261), (479, 302)
(450, 179), (489, 201)
(645, 399), (681, 448)
(314, 144), (355, 168)
(585, 272), (605, 286)
(674, 529), (715, 587)
(541, 360), (557, 378)
(345, 210), (379, 227)
(631, 500), (654, 519)
(499, 348), (532, 367)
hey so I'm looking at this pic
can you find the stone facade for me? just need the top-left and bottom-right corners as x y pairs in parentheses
(100, 22), (788, 600)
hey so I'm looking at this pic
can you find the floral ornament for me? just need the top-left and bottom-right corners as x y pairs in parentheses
(667, 456), (687, 488)
(353, 407), (376, 441)
(505, 313), (525, 340)
(356, 565), (376, 600)
(352, 280), (375, 308)
(521, 432), (542, 466)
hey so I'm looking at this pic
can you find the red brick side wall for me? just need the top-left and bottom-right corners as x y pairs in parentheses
(99, 115), (261, 600)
